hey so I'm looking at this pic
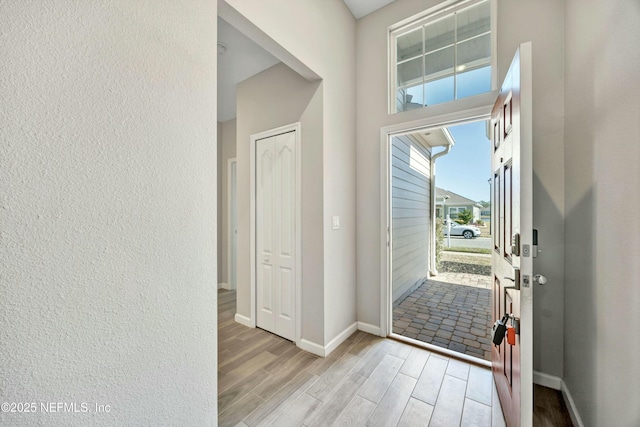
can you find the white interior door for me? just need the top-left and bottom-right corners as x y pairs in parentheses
(491, 43), (533, 426)
(256, 131), (296, 341)
(229, 159), (237, 290)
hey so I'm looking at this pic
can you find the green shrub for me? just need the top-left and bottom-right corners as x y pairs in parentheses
(457, 209), (473, 224)
(435, 220), (444, 270)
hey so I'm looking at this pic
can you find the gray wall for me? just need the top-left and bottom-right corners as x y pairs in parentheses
(355, 0), (566, 379)
(0, 1), (218, 425)
(224, 0), (357, 347)
(219, 119), (237, 286)
(236, 63), (325, 346)
(391, 135), (432, 303)
(564, 1), (640, 425)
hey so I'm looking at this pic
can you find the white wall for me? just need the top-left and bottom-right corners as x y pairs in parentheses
(222, 0), (357, 347)
(219, 119), (237, 286)
(355, 0), (565, 377)
(236, 63), (325, 346)
(0, 1), (218, 425)
(564, 1), (640, 425)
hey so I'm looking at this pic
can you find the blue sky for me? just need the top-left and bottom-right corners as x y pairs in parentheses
(434, 120), (491, 203)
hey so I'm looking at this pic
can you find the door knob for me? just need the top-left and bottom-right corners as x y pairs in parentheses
(533, 274), (548, 285)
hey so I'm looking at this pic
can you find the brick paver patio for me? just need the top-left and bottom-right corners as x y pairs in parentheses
(393, 272), (493, 360)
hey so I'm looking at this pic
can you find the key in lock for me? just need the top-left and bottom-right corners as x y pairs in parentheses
(492, 314), (509, 346)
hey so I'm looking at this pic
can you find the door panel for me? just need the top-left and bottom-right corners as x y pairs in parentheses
(491, 43), (533, 427)
(256, 131), (296, 341)
(257, 137), (276, 332)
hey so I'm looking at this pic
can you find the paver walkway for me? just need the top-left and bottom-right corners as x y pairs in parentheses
(393, 272), (493, 360)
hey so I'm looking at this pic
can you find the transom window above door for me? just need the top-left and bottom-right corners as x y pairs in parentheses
(390, 0), (495, 113)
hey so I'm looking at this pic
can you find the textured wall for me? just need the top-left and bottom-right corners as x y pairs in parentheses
(0, 1), (218, 425)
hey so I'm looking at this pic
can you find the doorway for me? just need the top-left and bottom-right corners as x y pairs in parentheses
(382, 114), (494, 365)
(250, 123), (301, 343)
(228, 158), (237, 290)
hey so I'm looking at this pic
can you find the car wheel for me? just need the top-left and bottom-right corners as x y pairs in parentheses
(463, 230), (473, 239)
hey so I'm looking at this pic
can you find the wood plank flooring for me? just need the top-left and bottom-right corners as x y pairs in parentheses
(218, 289), (505, 427)
(533, 385), (574, 427)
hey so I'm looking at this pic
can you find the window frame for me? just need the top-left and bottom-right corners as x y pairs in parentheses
(389, 0), (498, 114)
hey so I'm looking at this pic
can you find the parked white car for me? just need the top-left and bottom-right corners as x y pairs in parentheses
(443, 222), (481, 239)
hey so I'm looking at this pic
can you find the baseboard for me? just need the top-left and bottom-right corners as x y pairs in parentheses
(234, 313), (252, 328)
(298, 339), (326, 357)
(561, 380), (585, 427)
(218, 282), (230, 290)
(325, 322), (358, 356)
(298, 322), (358, 358)
(357, 321), (382, 337)
(533, 370), (562, 390)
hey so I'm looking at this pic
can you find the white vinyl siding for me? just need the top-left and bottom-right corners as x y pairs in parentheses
(391, 134), (432, 303)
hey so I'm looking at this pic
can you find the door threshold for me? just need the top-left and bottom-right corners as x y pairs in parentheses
(389, 333), (491, 369)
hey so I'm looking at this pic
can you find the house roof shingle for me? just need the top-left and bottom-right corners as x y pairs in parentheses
(435, 187), (481, 207)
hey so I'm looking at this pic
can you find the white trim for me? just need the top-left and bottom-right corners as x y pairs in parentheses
(357, 321), (382, 337)
(218, 282), (230, 290)
(379, 100), (494, 339)
(517, 42), (534, 427)
(227, 158), (237, 290)
(298, 323), (358, 357)
(250, 122), (302, 343)
(391, 333), (491, 368)
(561, 381), (585, 427)
(298, 339), (326, 358)
(234, 313), (252, 328)
(326, 323), (358, 356)
(533, 370), (561, 390)
(380, 130), (391, 338)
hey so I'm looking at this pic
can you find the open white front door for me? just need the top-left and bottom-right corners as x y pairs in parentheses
(491, 42), (533, 427)
(256, 131), (296, 341)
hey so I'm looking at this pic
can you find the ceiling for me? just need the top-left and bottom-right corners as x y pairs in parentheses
(217, 1), (396, 122)
(342, 0), (396, 19)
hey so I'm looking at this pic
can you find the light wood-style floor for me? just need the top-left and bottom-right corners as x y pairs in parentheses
(218, 289), (506, 427)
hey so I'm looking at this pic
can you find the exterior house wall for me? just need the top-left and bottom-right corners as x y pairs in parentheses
(356, 0), (565, 379)
(442, 204), (477, 220)
(473, 206), (481, 222)
(391, 134), (432, 303)
(563, 1), (640, 425)
(222, 0), (357, 348)
(0, 1), (218, 425)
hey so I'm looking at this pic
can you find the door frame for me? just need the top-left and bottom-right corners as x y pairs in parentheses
(249, 122), (302, 345)
(227, 157), (237, 290)
(379, 97), (497, 346)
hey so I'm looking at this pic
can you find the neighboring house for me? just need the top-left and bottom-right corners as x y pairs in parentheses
(480, 207), (491, 221)
(435, 188), (482, 223)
